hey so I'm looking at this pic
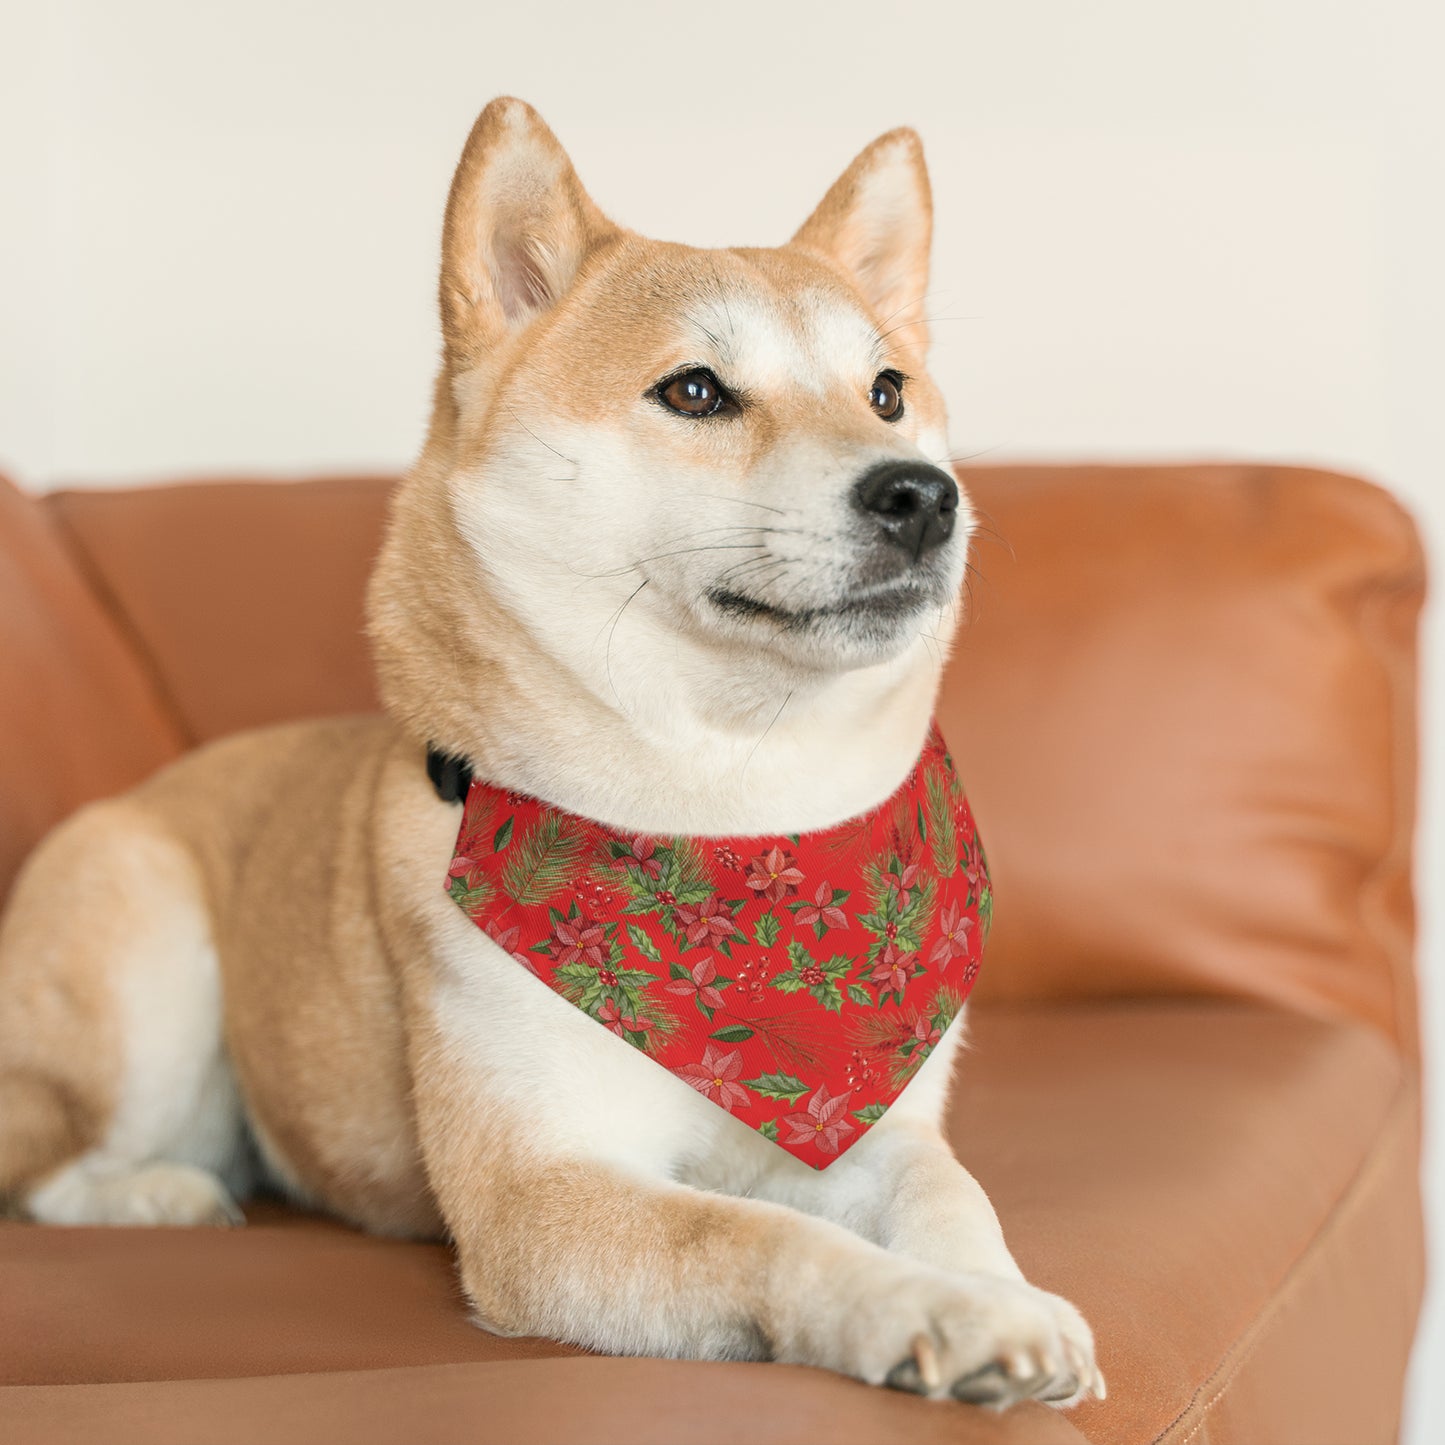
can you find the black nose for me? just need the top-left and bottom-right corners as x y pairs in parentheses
(852, 460), (960, 560)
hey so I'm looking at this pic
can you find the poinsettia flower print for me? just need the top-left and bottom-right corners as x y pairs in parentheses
(673, 894), (739, 948)
(869, 943), (916, 996)
(666, 955), (724, 1010)
(552, 915), (607, 969)
(482, 919), (541, 978)
(886, 857), (920, 900)
(745, 846), (804, 904)
(782, 1084), (855, 1156)
(928, 901), (973, 967)
(597, 997), (649, 1038)
(913, 1012), (942, 1050)
(963, 844), (987, 896)
(795, 881), (847, 934)
(677, 1044), (750, 1111)
(626, 837), (664, 881)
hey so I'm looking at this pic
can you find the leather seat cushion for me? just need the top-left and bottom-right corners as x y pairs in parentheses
(1, 1001), (1420, 1444)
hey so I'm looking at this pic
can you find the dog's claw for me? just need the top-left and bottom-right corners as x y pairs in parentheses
(911, 1332), (942, 1391)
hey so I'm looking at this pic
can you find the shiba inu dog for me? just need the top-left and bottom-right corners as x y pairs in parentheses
(0, 98), (1102, 1408)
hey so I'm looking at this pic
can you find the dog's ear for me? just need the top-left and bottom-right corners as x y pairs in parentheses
(791, 129), (933, 353)
(440, 98), (617, 367)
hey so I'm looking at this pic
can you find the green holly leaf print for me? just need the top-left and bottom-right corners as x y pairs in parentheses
(711, 1025), (754, 1043)
(757, 1119), (780, 1142)
(552, 961), (596, 999)
(772, 942), (850, 1010)
(858, 874), (938, 965)
(754, 912), (781, 948)
(847, 983), (873, 1007)
(744, 1072), (810, 1103)
(492, 816), (514, 852)
(854, 1103), (888, 1125)
(446, 876), (492, 913)
(626, 924), (662, 963)
(556, 963), (611, 1014)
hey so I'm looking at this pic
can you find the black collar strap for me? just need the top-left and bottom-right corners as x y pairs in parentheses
(425, 745), (473, 804)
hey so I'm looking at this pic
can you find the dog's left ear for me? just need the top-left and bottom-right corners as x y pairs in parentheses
(791, 129), (933, 353)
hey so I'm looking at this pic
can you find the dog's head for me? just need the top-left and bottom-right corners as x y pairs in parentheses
(372, 99), (968, 767)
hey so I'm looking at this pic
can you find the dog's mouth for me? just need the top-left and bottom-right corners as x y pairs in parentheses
(705, 578), (938, 630)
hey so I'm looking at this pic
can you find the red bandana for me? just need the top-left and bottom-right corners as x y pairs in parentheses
(443, 725), (990, 1168)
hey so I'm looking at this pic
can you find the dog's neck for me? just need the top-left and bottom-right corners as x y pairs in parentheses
(369, 465), (947, 836)
(471, 623), (941, 835)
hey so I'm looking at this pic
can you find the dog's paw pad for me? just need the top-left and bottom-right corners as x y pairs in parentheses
(951, 1362), (1013, 1405)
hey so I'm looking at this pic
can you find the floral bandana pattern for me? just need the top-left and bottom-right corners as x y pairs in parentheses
(443, 724), (991, 1168)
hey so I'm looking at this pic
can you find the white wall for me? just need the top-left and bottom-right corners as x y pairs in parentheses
(1, 0), (1440, 1433)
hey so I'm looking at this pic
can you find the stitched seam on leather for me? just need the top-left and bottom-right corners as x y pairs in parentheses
(45, 497), (199, 750)
(1354, 561), (1426, 1067)
(1150, 1075), (1415, 1445)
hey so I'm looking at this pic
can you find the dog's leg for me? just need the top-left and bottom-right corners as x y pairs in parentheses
(415, 1053), (1092, 1405)
(751, 1039), (1104, 1405)
(0, 799), (248, 1225)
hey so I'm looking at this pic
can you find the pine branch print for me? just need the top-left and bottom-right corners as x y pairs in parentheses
(846, 1009), (919, 1055)
(902, 872), (938, 948)
(822, 812), (877, 863)
(924, 766), (959, 876)
(932, 985), (967, 1031)
(668, 835), (714, 891)
(500, 812), (584, 906)
(861, 857), (890, 913)
(736, 1011), (831, 1072)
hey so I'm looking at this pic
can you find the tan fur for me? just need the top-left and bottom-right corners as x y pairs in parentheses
(0, 98), (1101, 1405)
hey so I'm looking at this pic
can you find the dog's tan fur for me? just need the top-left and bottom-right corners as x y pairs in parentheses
(0, 99), (1101, 1406)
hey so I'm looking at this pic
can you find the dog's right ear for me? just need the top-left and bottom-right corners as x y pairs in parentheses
(439, 98), (616, 368)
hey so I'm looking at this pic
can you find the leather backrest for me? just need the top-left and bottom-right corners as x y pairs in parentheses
(48, 477), (390, 743)
(940, 464), (1423, 1058)
(33, 465), (1424, 1055)
(0, 474), (183, 901)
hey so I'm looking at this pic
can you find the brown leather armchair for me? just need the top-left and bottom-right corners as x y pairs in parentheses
(0, 462), (1425, 1445)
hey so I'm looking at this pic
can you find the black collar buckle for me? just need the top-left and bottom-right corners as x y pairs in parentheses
(426, 745), (473, 804)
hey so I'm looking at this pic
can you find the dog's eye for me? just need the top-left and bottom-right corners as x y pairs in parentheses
(869, 371), (905, 421)
(658, 369), (725, 417)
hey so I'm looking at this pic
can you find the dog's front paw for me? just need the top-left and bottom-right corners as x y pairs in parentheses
(822, 1265), (1104, 1408)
